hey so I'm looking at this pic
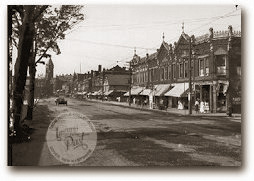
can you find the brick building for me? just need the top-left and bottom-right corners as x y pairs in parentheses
(130, 25), (241, 113)
(103, 65), (130, 101)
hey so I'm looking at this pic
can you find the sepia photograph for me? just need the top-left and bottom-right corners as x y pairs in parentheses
(7, 4), (241, 167)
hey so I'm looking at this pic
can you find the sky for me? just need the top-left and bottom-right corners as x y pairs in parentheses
(23, 4), (241, 77)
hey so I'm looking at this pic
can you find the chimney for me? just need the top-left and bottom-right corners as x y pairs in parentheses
(209, 27), (214, 39)
(98, 65), (102, 72)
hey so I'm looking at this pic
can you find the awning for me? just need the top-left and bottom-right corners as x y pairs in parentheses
(104, 90), (114, 96)
(124, 87), (144, 96)
(197, 54), (209, 59)
(87, 92), (93, 96)
(77, 92), (83, 95)
(164, 83), (189, 97)
(91, 90), (102, 96)
(91, 91), (98, 96)
(154, 84), (171, 96)
(97, 90), (102, 95)
(139, 89), (152, 96)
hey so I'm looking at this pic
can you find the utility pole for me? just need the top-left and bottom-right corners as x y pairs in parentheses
(129, 61), (132, 106)
(188, 37), (192, 115)
(102, 69), (105, 101)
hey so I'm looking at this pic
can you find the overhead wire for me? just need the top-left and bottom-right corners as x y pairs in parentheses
(62, 7), (241, 70)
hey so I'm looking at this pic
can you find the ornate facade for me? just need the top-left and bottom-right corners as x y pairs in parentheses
(131, 26), (241, 113)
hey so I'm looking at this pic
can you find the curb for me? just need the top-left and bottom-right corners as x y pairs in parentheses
(82, 98), (240, 119)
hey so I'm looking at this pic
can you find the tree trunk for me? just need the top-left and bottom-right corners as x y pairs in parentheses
(12, 6), (35, 135)
(8, 6), (14, 130)
(27, 49), (36, 120)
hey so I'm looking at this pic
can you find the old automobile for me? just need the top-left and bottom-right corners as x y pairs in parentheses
(55, 97), (67, 106)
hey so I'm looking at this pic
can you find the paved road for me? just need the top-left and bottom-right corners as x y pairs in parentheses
(12, 97), (241, 166)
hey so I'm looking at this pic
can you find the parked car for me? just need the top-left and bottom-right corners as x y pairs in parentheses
(55, 97), (67, 106)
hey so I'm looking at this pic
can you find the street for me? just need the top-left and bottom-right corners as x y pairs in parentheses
(11, 97), (241, 166)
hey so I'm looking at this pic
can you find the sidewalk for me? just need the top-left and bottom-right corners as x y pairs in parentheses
(85, 98), (241, 121)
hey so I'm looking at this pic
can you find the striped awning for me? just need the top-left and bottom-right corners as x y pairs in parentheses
(139, 89), (152, 96)
(124, 87), (144, 96)
(104, 90), (114, 96)
(164, 83), (189, 97)
(154, 84), (171, 96)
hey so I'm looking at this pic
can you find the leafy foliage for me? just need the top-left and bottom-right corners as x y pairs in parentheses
(35, 5), (84, 60)
(11, 5), (85, 61)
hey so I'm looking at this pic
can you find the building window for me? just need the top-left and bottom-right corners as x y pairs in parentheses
(161, 67), (164, 80)
(182, 50), (187, 56)
(179, 63), (184, 78)
(164, 67), (167, 80)
(149, 69), (151, 82)
(152, 69), (154, 82)
(204, 58), (209, 76)
(143, 71), (145, 83)
(168, 65), (171, 80)
(184, 61), (188, 78)
(145, 71), (147, 82)
(173, 64), (176, 79)
(199, 59), (204, 76)
(216, 55), (226, 75)
(237, 66), (241, 76)
(138, 72), (140, 83)
(153, 68), (156, 81)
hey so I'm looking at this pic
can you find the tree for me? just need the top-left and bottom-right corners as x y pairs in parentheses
(27, 5), (84, 120)
(10, 5), (84, 138)
(11, 5), (48, 139)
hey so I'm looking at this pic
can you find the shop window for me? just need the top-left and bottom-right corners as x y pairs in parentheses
(216, 55), (226, 75)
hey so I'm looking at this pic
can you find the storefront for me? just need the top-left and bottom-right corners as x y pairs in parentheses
(164, 83), (189, 109)
(124, 86), (144, 105)
(216, 81), (228, 112)
(153, 84), (171, 110)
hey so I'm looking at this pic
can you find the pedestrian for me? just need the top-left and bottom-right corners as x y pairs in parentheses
(195, 99), (199, 114)
(200, 101), (205, 113)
